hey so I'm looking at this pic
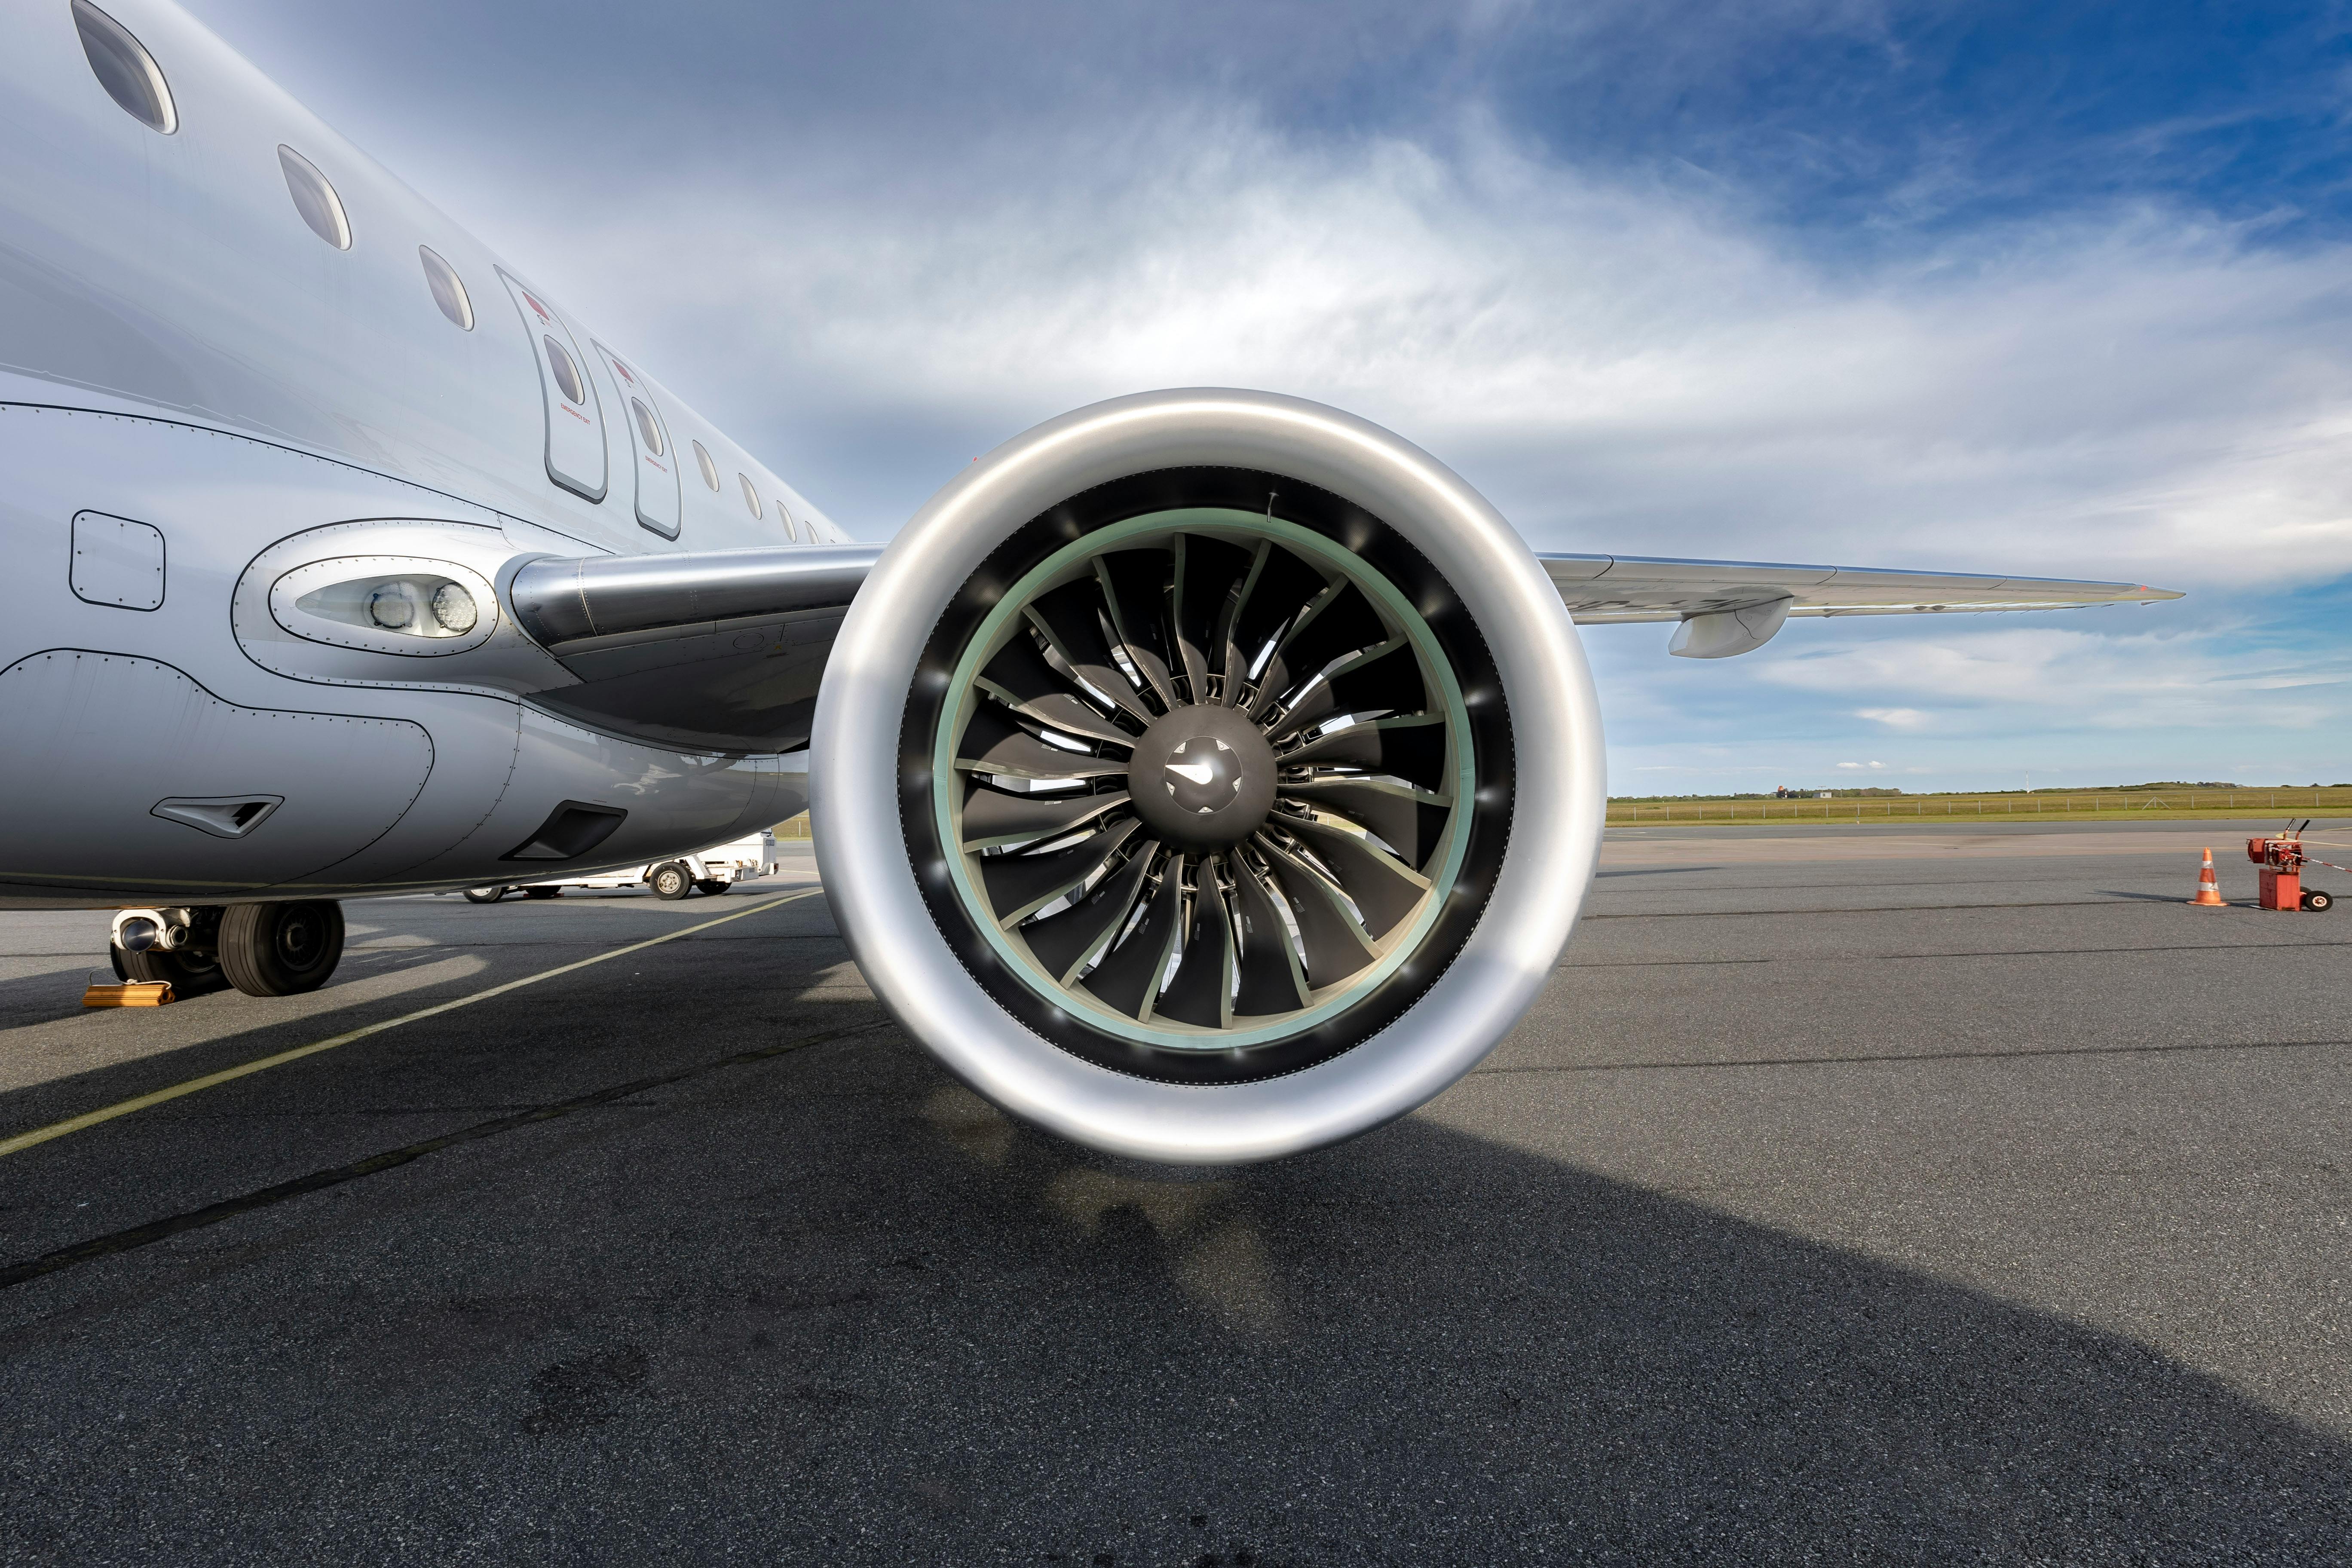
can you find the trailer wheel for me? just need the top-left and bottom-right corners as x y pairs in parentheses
(693, 879), (729, 896)
(651, 862), (693, 900)
(522, 886), (564, 900)
(2304, 889), (2334, 912)
(462, 885), (509, 903)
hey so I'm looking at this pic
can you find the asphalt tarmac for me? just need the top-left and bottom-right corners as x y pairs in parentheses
(2, 825), (2348, 1565)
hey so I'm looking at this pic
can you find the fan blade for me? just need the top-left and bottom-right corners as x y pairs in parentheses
(1248, 580), (1387, 718)
(1278, 714), (1452, 794)
(980, 818), (1142, 925)
(1224, 544), (1327, 707)
(1265, 639), (1424, 743)
(977, 634), (1136, 747)
(1172, 534), (1253, 704)
(1277, 816), (1431, 940)
(956, 702), (1128, 781)
(1280, 776), (1451, 867)
(1081, 863), (1184, 1019)
(1255, 836), (1378, 987)
(1028, 582), (1157, 723)
(1095, 551), (1182, 710)
(1212, 541), (1269, 704)
(1019, 841), (1159, 982)
(1155, 857), (1236, 1029)
(1229, 852), (1309, 1016)
(960, 783), (1130, 849)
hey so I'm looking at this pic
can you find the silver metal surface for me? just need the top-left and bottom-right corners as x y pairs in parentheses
(1540, 551), (2183, 625)
(509, 545), (882, 646)
(812, 389), (1607, 1164)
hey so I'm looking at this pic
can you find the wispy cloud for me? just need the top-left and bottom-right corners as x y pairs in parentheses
(178, 0), (2352, 787)
(533, 110), (2352, 595)
(1759, 623), (2352, 729)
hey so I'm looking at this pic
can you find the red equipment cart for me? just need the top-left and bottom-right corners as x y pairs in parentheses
(2246, 824), (2338, 913)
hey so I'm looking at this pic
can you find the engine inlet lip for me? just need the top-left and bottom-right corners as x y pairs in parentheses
(812, 388), (1605, 1164)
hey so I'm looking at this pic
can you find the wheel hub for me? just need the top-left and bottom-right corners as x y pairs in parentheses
(1127, 704), (1276, 849)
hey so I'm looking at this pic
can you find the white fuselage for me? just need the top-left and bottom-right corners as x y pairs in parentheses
(0, 0), (838, 907)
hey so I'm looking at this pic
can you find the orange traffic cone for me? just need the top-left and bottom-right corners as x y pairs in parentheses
(2188, 847), (2226, 907)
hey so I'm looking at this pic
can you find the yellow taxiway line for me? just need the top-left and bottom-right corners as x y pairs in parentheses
(0, 886), (824, 1161)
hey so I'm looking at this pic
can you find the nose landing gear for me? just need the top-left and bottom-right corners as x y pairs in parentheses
(109, 900), (346, 998)
(110, 906), (230, 997)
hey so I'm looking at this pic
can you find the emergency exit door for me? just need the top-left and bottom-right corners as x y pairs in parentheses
(499, 270), (606, 503)
(594, 342), (682, 539)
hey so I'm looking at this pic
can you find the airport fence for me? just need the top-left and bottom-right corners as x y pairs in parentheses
(1605, 787), (2352, 826)
(780, 794), (2351, 834)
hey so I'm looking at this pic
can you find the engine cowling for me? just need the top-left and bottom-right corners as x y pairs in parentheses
(810, 389), (1606, 1163)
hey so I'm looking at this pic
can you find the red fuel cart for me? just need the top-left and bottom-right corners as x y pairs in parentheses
(2247, 825), (2338, 913)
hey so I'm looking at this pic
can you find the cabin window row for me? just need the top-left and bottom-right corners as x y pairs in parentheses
(72, 0), (811, 544)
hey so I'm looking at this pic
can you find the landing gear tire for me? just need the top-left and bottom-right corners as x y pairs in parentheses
(2305, 889), (2334, 912)
(462, 885), (510, 903)
(693, 879), (730, 896)
(111, 943), (229, 996)
(218, 900), (345, 997)
(650, 862), (692, 900)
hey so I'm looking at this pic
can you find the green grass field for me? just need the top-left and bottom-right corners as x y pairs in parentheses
(784, 788), (2352, 835)
(1608, 786), (2352, 827)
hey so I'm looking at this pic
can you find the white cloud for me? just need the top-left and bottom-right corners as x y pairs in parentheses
(448, 86), (2352, 786)
(1758, 622), (2352, 731)
(533, 108), (2352, 594)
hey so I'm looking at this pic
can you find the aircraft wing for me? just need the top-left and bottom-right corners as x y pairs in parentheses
(1538, 553), (2184, 657)
(499, 542), (2188, 752)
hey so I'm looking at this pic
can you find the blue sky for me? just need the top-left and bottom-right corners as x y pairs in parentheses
(184, 0), (2352, 790)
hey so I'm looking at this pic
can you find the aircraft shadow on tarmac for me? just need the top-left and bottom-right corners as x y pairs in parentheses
(845, 1089), (2352, 1563)
(1, 925), (2347, 1564)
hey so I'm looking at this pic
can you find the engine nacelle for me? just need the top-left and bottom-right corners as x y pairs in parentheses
(810, 389), (1606, 1163)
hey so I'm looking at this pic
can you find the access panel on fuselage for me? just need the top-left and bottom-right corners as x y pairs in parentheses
(594, 341), (681, 539)
(498, 270), (606, 503)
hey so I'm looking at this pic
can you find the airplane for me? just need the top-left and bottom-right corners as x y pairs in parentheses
(1, 0), (2182, 1164)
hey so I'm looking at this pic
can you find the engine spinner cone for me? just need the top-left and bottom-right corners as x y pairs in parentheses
(1127, 705), (1277, 850)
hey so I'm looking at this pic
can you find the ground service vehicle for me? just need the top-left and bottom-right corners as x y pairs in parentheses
(463, 830), (780, 902)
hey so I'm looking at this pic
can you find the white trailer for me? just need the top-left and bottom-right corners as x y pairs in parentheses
(462, 830), (778, 903)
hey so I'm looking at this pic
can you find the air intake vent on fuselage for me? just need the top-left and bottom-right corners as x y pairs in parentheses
(501, 800), (628, 861)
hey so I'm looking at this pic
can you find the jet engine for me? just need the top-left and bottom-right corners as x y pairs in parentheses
(811, 389), (1607, 1164)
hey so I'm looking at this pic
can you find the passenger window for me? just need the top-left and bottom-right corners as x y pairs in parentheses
(543, 337), (585, 404)
(692, 440), (720, 490)
(278, 146), (350, 249)
(629, 398), (665, 456)
(73, 1), (175, 134)
(739, 475), (763, 518)
(418, 246), (472, 329)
